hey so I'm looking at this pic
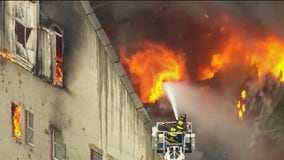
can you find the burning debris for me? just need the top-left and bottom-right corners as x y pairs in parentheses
(237, 90), (246, 120)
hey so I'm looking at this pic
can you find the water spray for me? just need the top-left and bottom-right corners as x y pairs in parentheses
(163, 82), (178, 120)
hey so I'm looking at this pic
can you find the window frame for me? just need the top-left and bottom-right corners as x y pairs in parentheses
(12, 1), (38, 71)
(38, 24), (64, 87)
(90, 145), (103, 160)
(38, 26), (53, 80)
(25, 110), (34, 147)
(107, 154), (116, 160)
(51, 127), (66, 160)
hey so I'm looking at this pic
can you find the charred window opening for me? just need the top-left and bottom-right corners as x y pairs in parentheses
(25, 110), (34, 146)
(15, 20), (25, 47)
(51, 127), (66, 160)
(38, 25), (64, 87)
(15, 20), (32, 49)
(11, 103), (21, 139)
(51, 25), (63, 86)
(91, 149), (102, 160)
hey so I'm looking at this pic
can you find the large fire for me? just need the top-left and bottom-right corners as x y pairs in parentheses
(12, 103), (21, 139)
(119, 11), (284, 112)
(120, 41), (189, 103)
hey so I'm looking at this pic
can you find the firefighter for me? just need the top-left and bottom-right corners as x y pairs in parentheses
(158, 122), (178, 142)
(166, 126), (178, 143)
(176, 114), (187, 132)
(165, 114), (188, 143)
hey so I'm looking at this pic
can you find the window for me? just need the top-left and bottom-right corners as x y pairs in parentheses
(38, 25), (64, 87)
(25, 110), (34, 146)
(14, 1), (37, 68)
(38, 27), (52, 79)
(11, 103), (21, 139)
(91, 149), (102, 160)
(51, 127), (66, 160)
(3, 1), (37, 70)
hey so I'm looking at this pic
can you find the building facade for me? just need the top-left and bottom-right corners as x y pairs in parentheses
(0, 1), (160, 160)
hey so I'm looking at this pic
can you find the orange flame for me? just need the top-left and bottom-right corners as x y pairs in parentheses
(0, 50), (16, 63)
(198, 54), (225, 80)
(198, 26), (284, 82)
(241, 90), (246, 100)
(253, 36), (284, 81)
(237, 90), (246, 120)
(12, 104), (21, 139)
(120, 41), (189, 103)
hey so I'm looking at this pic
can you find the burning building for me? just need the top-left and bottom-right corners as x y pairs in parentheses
(0, 1), (161, 160)
(91, 1), (284, 160)
(2, 1), (284, 160)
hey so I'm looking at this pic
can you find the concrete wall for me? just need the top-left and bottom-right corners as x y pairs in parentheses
(0, 1), (160, 160)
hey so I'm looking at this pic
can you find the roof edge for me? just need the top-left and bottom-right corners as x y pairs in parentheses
(80, 1), (152, 124)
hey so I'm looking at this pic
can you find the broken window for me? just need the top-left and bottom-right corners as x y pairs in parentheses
(11, 103), (21, 139)
(38, 25), (64, 87)
(14, 1), (37, 68)
(25, 110), (34, 146)
(91, 149), (102, 160)
(3, 1), (37, 70)
(51, 127), (66, 160)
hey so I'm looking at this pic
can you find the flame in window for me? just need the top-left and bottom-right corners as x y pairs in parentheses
(54, 33), (63, 86)
(12, 103), (21, 139)
(55, 56), (63, 85)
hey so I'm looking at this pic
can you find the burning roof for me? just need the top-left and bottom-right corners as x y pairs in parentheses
(92, 1), (284, 102)
(89, 1), (284, 126)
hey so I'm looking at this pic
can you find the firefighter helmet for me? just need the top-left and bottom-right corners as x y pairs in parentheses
(179, 114), (187, 121)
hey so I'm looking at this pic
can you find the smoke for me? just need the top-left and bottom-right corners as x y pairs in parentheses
(96, 1), (230, 78)
(163, 81), (284, 160)
(96, 2), (282, 94)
